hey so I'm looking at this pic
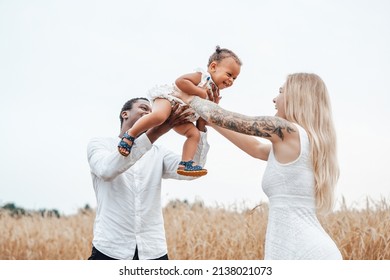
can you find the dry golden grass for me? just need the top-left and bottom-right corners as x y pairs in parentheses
(322, 198), (390, 260)
(163, 200), (266, 259)
(0, 209), (93, 260)
(0, 199), (389, 260)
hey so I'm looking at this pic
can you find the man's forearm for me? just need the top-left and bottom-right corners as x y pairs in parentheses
(145, 124), (170, 143)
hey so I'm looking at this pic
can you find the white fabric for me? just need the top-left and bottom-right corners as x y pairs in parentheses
(87, 132), (209, 259)
(147, 68), (214, 122)
(262, 124), (342, 260)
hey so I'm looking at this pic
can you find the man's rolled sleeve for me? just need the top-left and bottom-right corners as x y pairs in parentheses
(87, 133), (152, 181)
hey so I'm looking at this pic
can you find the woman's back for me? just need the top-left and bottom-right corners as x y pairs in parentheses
(262, 124), (342, 259)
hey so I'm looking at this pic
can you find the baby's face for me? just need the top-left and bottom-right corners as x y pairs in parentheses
(208, 57), (241, 90)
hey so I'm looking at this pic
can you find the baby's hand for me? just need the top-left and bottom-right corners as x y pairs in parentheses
(206, 83), (221, 104)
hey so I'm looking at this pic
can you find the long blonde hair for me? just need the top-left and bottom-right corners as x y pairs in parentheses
(283, 73), (339, 213)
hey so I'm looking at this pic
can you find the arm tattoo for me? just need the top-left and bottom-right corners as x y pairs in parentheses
(190, 96), (295, 140)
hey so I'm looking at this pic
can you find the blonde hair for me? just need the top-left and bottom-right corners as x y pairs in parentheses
(283, 73), (339, 213)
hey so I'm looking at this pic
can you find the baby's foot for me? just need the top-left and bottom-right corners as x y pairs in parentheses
(177, 160), (207, 177)
(118, 132), (135, 157)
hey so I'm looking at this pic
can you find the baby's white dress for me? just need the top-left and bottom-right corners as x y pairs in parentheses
(147, 68), (213, 122)
(262, 124), (342, 260)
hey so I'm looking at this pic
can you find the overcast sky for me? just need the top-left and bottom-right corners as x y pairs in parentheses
(1, 0), (389, 215)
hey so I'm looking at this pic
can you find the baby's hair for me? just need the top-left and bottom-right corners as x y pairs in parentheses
(207, 45), (242, 66)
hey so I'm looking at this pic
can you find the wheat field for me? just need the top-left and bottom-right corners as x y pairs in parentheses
(1, 199), (389, 260)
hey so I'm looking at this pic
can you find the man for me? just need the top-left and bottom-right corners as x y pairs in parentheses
(87, 97), (210, 260)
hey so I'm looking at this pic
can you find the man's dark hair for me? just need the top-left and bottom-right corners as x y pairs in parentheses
(119, 97), (149, 127)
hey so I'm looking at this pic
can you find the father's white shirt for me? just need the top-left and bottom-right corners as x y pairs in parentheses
(87, 132), (209, 259)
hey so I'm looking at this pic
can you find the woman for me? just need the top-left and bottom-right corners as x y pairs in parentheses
(175, 73), (342, 259)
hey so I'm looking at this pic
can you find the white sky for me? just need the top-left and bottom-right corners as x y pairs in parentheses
(0, 0), (389, 215)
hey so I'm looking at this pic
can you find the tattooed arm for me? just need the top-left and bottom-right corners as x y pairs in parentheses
(189, 96), (295, 141)
(188, 96), (301, 162)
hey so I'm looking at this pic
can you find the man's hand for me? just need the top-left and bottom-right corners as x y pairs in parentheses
(196, 117), (207, 132)
(145, 103), (193, 143)
(167, 103), (194, 127)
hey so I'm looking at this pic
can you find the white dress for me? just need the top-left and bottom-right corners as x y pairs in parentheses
(261, 124), (342, 260)
(147, 68), (214, 122)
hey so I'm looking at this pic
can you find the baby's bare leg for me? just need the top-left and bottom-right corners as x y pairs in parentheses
(173, 123), (200, 162)
(129, 98), (172, 137)
(118, 98), (172, 156)
(174, 123), (207, 176)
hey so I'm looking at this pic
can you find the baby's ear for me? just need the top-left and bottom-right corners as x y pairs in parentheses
(208, 61), (217, 72)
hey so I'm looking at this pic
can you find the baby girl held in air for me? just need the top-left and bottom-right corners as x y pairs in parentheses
(118, 46), (242, 176)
